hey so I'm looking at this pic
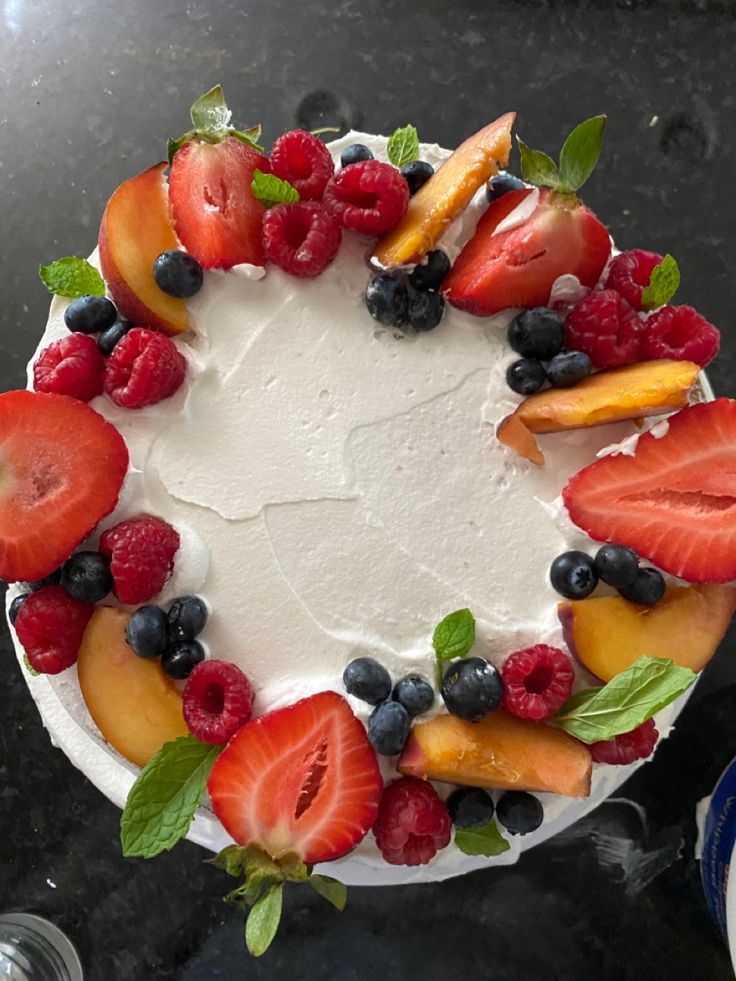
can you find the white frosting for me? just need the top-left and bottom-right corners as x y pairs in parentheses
(10, 131), (708, 885)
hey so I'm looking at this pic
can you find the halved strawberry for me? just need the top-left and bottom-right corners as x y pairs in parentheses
(169, 136), (270, 269)
(0, 391), (128, 582)
(207, 691), (382, 865)
(563, 399), (736, 583)
(443, 188), (611, 316)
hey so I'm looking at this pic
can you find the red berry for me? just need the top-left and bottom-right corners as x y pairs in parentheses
(564, 289), (644, 369)
(605, 250), (663, 310)
(33, 333), (105, 403)
(372, 776), (452, 866)
(99, 515), (180, 604)
(263, 201), (341, 278)
(269, 129), (335, 201)
(323, 160), (409, 236)
(15, 585), (93, 674)
(104, 328), (186, 409)
(643, 305), (720, 368)
(501, 644), (575, 721)
(590, 718), (658, 764)
(183, 659), (254, 744)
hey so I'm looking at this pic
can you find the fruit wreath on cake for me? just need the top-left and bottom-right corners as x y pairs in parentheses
(4, 86), (734, 955)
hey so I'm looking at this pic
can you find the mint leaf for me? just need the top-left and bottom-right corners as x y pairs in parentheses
(251, 169), (300, 209)
(433, 609), (476, 662)
(39, 257), (105, 298)
(387, 124), (420, 168)
(309, 874), (347, 911)
(230, 124), (264, 153)
(641, 253), (680, 311)
(190, 84), (231, 139)
(455, 820), (510, 857)
(246, 882), (283, 957)
(554, 656), (696, 744)
(120, 735), (220, 858)
(558, 115), (607, 193)
(516, 138), (561, 190)
(23, 652), (39, 677)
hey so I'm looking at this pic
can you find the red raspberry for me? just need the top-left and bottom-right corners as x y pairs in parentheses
(590, 718), (658, 765)
(605, 250), (663, 310)
(263, 201), (341, 278)
(372, 776), (452, 866)
(183, 659), (254, 744)
(269, 129), (335, 201)
(99, 515), (180, 604)
(501, 644), (574, 721)
(33, 333), (105, 403)
(104, 328), (186, 409)
(642, 305), (720, 367)
(15, 585), (93, 674)
(323, 160), (409, 236)
(564, 289), (644, 369)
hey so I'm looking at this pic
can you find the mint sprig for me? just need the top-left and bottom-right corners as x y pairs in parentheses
(22, 652), (39, 677)
(554, 655), (696, 744)
(387, 124), (420, 168)
(641, 253), (680, 310)
(39, 257), (105, 298)
(168, 84), (263, 164)
(251, 169), (300, 209)
(432, 608), (475, 687)
(120, 735), (220, 858)
(517, 115), (606, 194)
(455, 819), (510, 858)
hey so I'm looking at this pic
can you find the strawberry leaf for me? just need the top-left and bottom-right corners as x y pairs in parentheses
(387, 124), (420, 168)
(309, 874), (348, 911)
(641, 253), (681, 311)
(245, 882), (283, 957)
(39, 257), (105, 298)
(168, 131), (194, 165)
(455, 820), (510, 857)
(229, 124), (264, 153)
(190, 84), (232, 140)
(251, 169), (300, 209)
(558, 115), (607, 193)
(516, 138), (562, 190)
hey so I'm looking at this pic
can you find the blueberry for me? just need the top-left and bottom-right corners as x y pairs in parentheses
(343, 657), (392, 705)
(594, 543), (639, 589)
(496, 791), (543, 835)
(619, 567), (666, 606)
(28, 569), (62, 591)
(549, 551), (598, 599)
(393, 675), (435, 717)
(507, 308), (564, 360)
(506, 358), (546, 395)
(97, 320), (133, 357)
(61, 551), (113, 603)
(545, 351), (592, 389)
(64, 295), (118, 335)
(153, 250), (204, 299)
(408, 291), (445, 332)
(486, 172), (526, 203)
(168, 595), (208, 642)
(408, 250), (451, 292)
(8, 593), (29, 626)
(162, 640), (205, 679)
(126, 605), (169, 659)
(401, 160), (434, 195)
(367, 700), (411, 755)
(365, 273), (409, 326)
(447, 787), (495, 829)
(340, 143), (374, 167)
(441, 657), (504, 722)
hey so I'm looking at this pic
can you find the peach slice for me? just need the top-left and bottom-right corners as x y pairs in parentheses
(78, 606), (189, 767)
(98, 162), (188, 335)
(372, 112), (515, 268)
(398, 708), (591, 798)
(497, 359), (700, 465)
(559, 584), (736, 683)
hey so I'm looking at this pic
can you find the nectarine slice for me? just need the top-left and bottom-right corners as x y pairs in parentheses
(559, 584), (736, 683)
(398, 709), (591, 797)
(372, 112), (515, 268)
(78, 606), (189, 767)
(99, 162), (188, 335)
(497, 359), (700, 465)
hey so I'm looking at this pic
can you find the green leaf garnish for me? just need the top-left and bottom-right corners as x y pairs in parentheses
(246, 882), (283, 957)
(432, 608), (476, 687)
(517, 115), (606, 194)
(309, 874), (347, 911)
(554, 655), (696, 744)
(39, 257), (105, 298)
(455, 820), (510, 857)
(517, 139), (561, 190)
(387, 124), (420, 168)
(641, 253), (681, 311)
(22, 652), (39, 677)
(120, 735), (220, 858)
(251, 169), (300, 209)
(190, 84), (232, 140)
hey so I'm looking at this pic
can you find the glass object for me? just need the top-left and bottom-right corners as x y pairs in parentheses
(0, 914), (83, 981)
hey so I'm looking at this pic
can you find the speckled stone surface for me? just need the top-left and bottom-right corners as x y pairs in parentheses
(2, 1), (736, 978)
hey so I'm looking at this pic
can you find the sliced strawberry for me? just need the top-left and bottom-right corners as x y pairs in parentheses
(207, 690), (382, 865)
(563, 399), (736, 583)
(169, 136), (270, 269)
(0, 391), (128, 582)
(443, 188), (611, 316)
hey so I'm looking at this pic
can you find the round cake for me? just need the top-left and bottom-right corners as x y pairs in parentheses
(5, 88), (734, 937)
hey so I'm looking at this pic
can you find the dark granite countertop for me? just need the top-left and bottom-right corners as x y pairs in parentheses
(2, 1), (736, 978)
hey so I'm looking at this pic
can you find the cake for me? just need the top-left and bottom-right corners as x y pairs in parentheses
(5, 87), (735, 951)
